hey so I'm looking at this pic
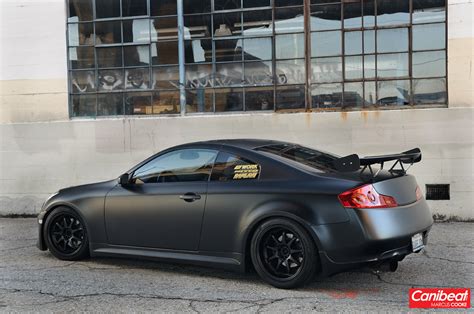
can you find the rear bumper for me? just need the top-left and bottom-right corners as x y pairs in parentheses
(312, 198), (433, 276)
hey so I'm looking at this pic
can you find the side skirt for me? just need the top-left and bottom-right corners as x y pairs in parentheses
(90, 243), (244, 272)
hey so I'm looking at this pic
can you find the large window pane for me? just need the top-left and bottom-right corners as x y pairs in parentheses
(413, 51), (446, 78)
(152, 91), (180, 114)
(125, 68), (150, 90)
(215, 39), (242, 62)
(276, 60), (305, 84)
(242, 10), (273, 37)
(244, 61), (273, 86)
(95, 21), (121, 45)
(69, 0), (93, 22)
(186, 64), (213, 88)
(153, 66), (179, 89)
(413, 78), (446, 104)
(122, 0), (147, 17)
(344, 82), (364, 108)
(69, 47), (95, 69)
(245, 87), (274, 111)
(185, 39), (212, 63)
(153, 41), (178, 65)
(151, 0), (177, 16)
(275, 7), (305, 34)
(124, 45), (150, 66)
(377, 80), (410, 106)
(243, 38), (272, 61)
(123, 19), (150, 43)
(125, 92), (152, 115)
(95, 0), (120, 19)
(70, 70), (96, 93)
(72, 94), (96, 117)
(215, 63), (243, 87)
(213, 12), (241, 37)
(343, 1), (362, 29)
(364, 30), (375, 54)
(97, 47), (123, 68)
(364, 81), (376, 105)
(311, 83), (343, 109)
(186, 88), (213, 112)
(214, 88), (244, 112)
(377, 28), (408, 53)
(184, 15), (212, 39)
(363, 0), (375, 27)
(413, 23), (446, 51)
(184, 0), (211, 14)
(244, 0), (271, 8)
(276, 34), (305, 59)
(311, 31), (341, 57)
(376, 0), (409, 26)
(68, 23), (93, 46)
(97, 93), (123, 116)
(214, 0), (241, 10)
(276, 85), (305, 110)
(345, 31), (362, 55)
(377, 53), (409, 78)
(310, 4), (341, 31)
(345, 56), (363, 80)
(151, 17), (178, 41)
(413, 0), (446, 24)
(311, 57), (342, 83)
(98, 69), (124, 91)
(364, 54), (376, 78)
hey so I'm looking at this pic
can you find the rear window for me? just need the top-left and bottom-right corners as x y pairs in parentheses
(256, 144), (340, 172)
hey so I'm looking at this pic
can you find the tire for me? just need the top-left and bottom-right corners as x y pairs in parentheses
(43, 206), (89, 261)
(250, 218), (319, 289)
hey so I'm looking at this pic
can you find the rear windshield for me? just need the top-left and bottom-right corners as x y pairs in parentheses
(256, 144), (340, 172)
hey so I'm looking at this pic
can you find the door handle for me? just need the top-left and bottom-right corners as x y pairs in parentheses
(179, 193), (201, 202)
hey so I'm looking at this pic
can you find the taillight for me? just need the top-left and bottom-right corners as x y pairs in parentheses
(338, 184), (398, 209)
(416, 185), (423, 200)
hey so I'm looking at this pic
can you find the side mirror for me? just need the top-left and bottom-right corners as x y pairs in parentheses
(119, 173), (130, 185)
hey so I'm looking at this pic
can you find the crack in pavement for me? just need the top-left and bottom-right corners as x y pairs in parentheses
(421, 251), (474, 265)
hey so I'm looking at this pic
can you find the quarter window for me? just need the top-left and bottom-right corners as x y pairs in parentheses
(132, 149), (217, 183)
(211, 152), (260, 181)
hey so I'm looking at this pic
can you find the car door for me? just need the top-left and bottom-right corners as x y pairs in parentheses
(104, 148), (218, 251)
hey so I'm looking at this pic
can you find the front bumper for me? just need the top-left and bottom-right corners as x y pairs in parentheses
(36, 211), (47, 251)
(312, 198), (433, 276)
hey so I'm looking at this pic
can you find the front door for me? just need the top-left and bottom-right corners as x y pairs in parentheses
(104, 148), (218, 251)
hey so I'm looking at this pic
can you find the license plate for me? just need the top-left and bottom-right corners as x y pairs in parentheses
(412, 233), (424, 252)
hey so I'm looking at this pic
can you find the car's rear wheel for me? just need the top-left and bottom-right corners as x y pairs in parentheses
(250, 218), (319, 289)
(43, 206), (89, 260)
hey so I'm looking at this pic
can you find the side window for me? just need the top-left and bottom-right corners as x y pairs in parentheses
(132, 149), (217, 183)
(211, 152), (260, 182)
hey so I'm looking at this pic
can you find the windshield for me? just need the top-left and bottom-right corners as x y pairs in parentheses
(256, 144), (340, 172)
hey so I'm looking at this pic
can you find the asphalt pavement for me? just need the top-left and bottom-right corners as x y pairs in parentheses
(0, 218), (472, 312)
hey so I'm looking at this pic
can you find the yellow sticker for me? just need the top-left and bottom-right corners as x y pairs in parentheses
(233, 164), (259, 179)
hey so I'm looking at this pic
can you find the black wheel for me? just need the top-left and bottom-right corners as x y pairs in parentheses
(250, 218), (319, 289)
(43, 206), (89, 261)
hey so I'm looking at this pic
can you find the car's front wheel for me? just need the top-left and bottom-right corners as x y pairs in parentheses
(43, 206), (89, 260)
(250, 218), (319, 289)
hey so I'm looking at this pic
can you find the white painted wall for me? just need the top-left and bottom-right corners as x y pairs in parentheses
(1, 108), (473, 218)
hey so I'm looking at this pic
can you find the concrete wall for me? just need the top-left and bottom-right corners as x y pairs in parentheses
(0, 0), (473, 218)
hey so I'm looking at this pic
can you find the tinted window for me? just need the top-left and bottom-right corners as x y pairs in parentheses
(132, 149), (217, 183)
(257, 144), (339, 171)
(211, 152), (260, 181)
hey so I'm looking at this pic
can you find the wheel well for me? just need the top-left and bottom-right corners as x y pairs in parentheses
(243, 215), (320, 273)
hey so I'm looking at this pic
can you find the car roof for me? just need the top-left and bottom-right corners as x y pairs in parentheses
(190, 138), (292, 151)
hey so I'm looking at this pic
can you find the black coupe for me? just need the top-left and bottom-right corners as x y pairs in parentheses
(37, 139), (433, 288)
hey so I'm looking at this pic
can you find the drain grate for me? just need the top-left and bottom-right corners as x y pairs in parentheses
(425, 184), (450, 200)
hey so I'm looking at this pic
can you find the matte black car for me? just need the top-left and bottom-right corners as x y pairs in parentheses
(37, 139), (433, 288)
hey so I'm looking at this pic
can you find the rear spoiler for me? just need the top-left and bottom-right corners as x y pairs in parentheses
(333, 148), (422, 177)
